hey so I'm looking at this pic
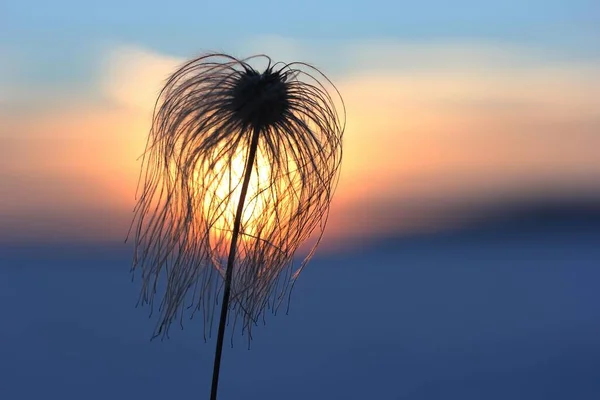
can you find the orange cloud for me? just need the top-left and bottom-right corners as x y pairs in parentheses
(0, 46), (182, 242)
(1, 40), (599, 245)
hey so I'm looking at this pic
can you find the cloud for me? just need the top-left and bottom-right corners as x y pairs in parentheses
(1, 39), (599, 244)
(101, 45), (183, 111)
(0, 45), (181, 242)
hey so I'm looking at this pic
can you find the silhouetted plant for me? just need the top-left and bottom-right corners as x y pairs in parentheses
(128, 53), (344, 399)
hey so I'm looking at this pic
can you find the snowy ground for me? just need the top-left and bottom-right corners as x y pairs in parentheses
(1, 226), (599, 399)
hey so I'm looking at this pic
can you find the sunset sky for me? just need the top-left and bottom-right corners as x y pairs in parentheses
(2, 0), (599, 247)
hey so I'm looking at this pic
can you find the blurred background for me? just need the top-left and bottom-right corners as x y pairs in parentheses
(1, 1), (599, 399)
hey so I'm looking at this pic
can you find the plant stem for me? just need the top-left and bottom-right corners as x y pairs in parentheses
(210, 126), (261, 400)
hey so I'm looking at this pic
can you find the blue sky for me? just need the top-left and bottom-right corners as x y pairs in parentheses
(3, 0), (599, 98)
(4, 0), (599, 73)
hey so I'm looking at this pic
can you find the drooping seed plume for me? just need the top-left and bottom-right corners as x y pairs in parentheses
(129, 53), (344, 341)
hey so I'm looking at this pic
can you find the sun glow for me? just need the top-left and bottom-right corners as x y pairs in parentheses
(160, 135), (305, 276)
(170, 141), (282, 269)
(203, 146), (271, 235)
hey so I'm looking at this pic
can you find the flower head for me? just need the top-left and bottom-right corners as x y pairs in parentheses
(129, 53), (344, 341)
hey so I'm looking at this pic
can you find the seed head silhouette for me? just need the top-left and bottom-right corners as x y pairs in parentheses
(128, 53), (344, 399)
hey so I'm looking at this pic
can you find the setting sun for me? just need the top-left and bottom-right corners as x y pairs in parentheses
(192, 142), (275, 265)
